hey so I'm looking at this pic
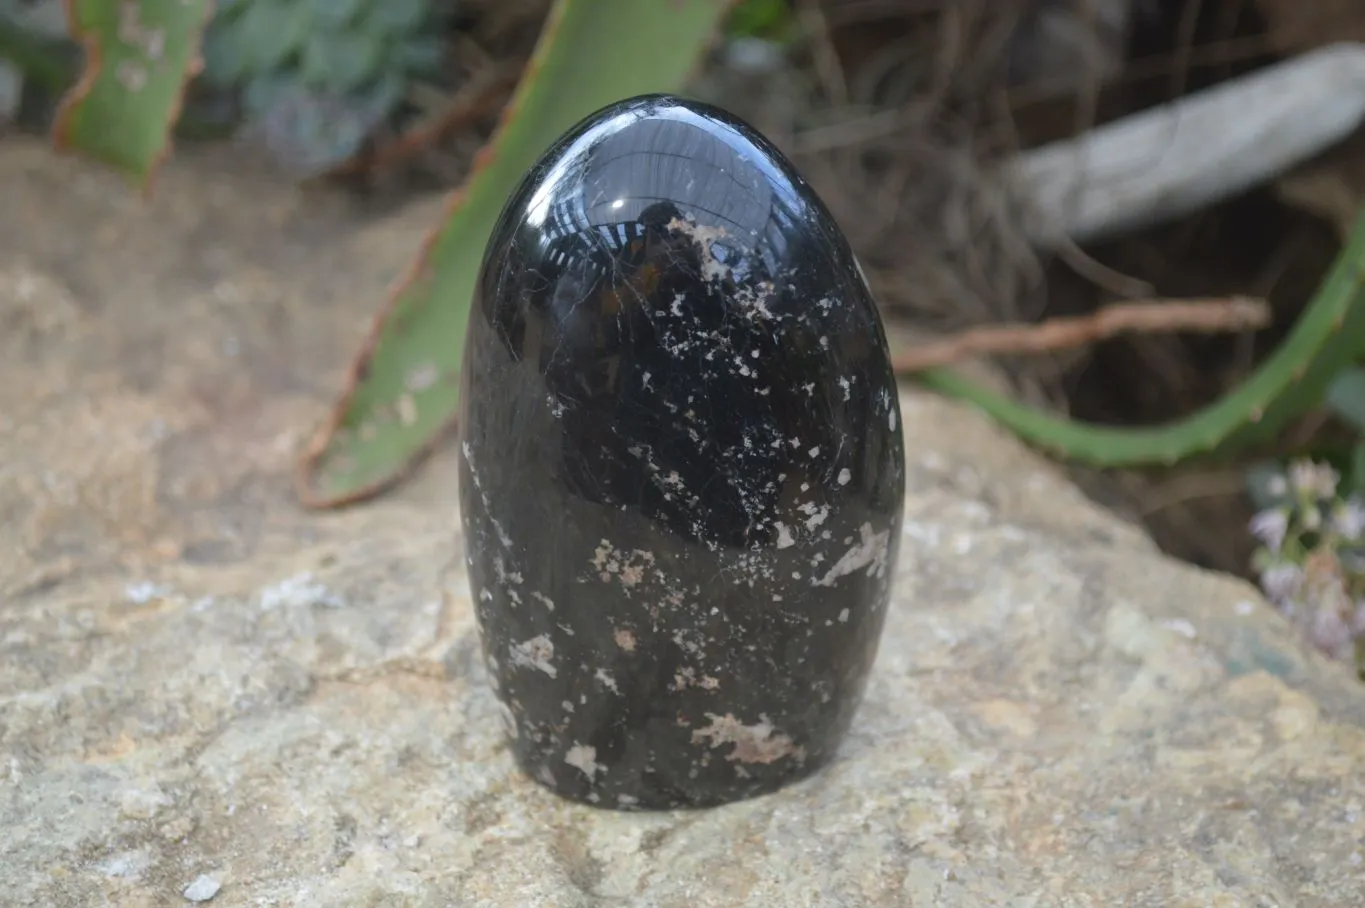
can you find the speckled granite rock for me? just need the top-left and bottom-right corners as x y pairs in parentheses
(3, 137), (1365, 907)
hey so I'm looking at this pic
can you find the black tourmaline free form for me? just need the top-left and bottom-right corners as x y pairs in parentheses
(458, 94), (906, 810)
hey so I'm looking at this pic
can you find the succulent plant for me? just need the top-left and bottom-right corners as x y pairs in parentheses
(199, 0), (449, 174)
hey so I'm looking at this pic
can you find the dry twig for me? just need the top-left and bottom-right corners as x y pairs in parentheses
(328, 68), (520, 177)
(891, 296), (1270, 372)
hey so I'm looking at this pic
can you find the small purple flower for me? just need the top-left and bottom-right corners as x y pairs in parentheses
(1259, 561), (1304, 606)
(1332, 497), (1365, 542)
(1289, 459), (1339, 501)
(1310, 606), (1355, 663)
(1249, 508), (1289, 553)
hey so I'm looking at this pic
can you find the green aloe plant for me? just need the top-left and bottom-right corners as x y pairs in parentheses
(52, 0), (215, 190)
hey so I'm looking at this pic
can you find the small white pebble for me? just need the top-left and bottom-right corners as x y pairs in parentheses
(182, 874), (221, 902)
(1234, 600), (1255, 616)
(124, 581), (170, 604)
(1160, 618), (1198, 639)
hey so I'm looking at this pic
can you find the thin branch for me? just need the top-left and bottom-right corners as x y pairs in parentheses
(892, 296), (1271, 373)
(328, 67), (520, 177)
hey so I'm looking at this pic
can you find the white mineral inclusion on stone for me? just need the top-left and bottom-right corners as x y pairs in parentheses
(595, 668), (620, 693)
(690, 713), (804, 765)
(591, 539), (657, 588)
(837, 468), (851, 486)
(814, 522), (891, 587)
(801, 503), (830, 531)
(510, 635), (557, 677)
(565, 743), (605, 779)
(667, 216), (732, 283)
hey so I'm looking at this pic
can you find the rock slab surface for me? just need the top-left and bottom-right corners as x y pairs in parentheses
(2, 138), (1364, 906)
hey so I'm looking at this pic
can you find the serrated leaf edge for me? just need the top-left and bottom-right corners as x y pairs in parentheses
(51, 0), (217, 197)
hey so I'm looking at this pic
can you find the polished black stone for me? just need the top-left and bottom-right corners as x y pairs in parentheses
(457, 94), (906, 810)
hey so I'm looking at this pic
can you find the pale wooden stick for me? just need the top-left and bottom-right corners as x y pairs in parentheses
(1007, 43), (1365, 246)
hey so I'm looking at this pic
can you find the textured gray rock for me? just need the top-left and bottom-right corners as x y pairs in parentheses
(3, 137), (1365, 907)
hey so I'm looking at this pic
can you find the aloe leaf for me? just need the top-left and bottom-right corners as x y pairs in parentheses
(52, 0), (215, 190)
(913, 206), (1365, 467)
(297, 0), (738, 507)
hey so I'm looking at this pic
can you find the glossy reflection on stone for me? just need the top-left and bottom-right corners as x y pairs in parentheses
(458, 93), (906, 810)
